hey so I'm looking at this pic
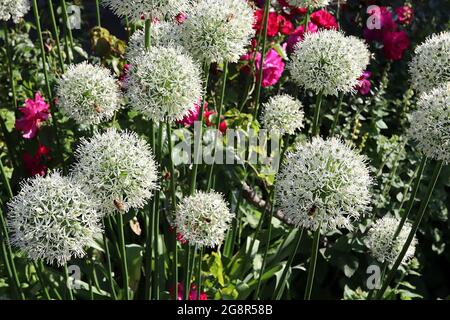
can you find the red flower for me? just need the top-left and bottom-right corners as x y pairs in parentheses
(310, 9), (338, 30)
(382, 31), (410, 61)
(277, 15), (294, 35)
(15, 93), (50, 139)
(395, 5), (414, 26)
(23, 144), (51, 177)
(253, 9), (280, 37)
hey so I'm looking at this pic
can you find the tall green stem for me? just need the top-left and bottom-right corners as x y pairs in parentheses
(253, 0), (270, 119)
(196, 247), (203, 299)
(329, 92), (344, 136)
(312, 91), (324, 136)
(60, 0), (74, 51)
(103, 233), (117, 300)
(47, 0), (65, 72)
(304, 221), (322, 300)
(3, 23), (17, 109)
(117, 213), (130, 299)
(63, 263), (74, 300)
(95, 0), (101, 27)
(375, 160), (443, 299)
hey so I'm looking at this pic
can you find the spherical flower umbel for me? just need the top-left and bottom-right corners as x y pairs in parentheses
(288, 30), (370, 96)
(174, 191), (234, 248)
(261, 94), (304, 136)
(56, 62), (121, 126)
(408, 83), (450, 163)
(126, 21), (181, 62)
(409, 32), (450, 94)
(181, 0), (255, 64)
(7, 172), (101, 266)
(0, 0), (30, 23)
(101, 0), (189, 22)
(276, 137), (372, 231)
(366, 216), (417, 265)
(126, 46), (203, 122)
(287, 0), (330, 9)
(71, 129), (158, 215)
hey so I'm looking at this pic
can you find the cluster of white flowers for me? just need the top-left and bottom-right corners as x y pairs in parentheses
(102, 0), (188, 22)
(126, 46), (203, 122)
(276, 137), (372, 231)
(408, 83), (450, 163)
(71, 129), (159, 215)
(56, 62), (121, 126)
(7, 172), (101, 266)
(409, 32), (450, 94)
(261, 94), (304, 136)
(126, 21), (181, 62)
(175, 191), (234, 248)
(0, 0), (30, 23)
(288, 30), (370, 96)
(180, 0), (255, 64)
(366, 216), (417, 265)
(287, 0), (330, 9)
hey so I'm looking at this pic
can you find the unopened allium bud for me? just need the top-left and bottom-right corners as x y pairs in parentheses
(0, 0), (30, 23)
(175, 191), (234, 248)
(181, 0), (255, 64)
(288, 30), (370, 96)
(408, 83), (450, 163)
(276, 137), (372, 231)
(71, 129), (158, 215)
(409, 32), (450, 94)
(56, 62), (121, 126)
(366, 216), (417, 265)
(261, 94), (305, 136)
(7, 172), (101, 266)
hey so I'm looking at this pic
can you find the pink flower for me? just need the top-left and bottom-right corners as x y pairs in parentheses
(382, 30), (410, 61)
(363, 7), (397, 42)
(310, 9), (338, 30)
(170, 283), (208, 300)
(253, 45), (286, 88)
(395, 5), (414, 26)
(355, 71), (372, 95)
(286, 22), (318, 52)
(176, 101), (208, 127)
(15, 93), (50, 139)
(23, 144), (51, 177)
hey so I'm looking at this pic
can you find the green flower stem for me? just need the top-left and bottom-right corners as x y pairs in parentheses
(63, 263), (74, 300)
(3, 23), (17, 109)
(312, 90), (324, 136)
(304, 221), (322, 300)
(33, 261), (51, 300)
(183, 245), (194, 300)
(196, 247), (204, 299)
(329, 92), (344, 136)
(253, 0), (270, 119)
(47, 0), (65, 72)
(189, 63), (211, 195)
(304, 8), (311, 30)
(103, 233), (117, 300)
(144, 203), (154, 300)
(145, 19), (152, 48)
(223, 188), (244, 257)
(376, 160), (444, 299)
(393, 156), (427, 239)
(152, 124), (164, 299)
(206, 62), (228, 191)
(166, 122), (179, 299)
(95, 0), (101, 27)
(60, 0), (74, 51)
(117, 213), (130, 300)
(273, 228), (304, 299)
(32, 0), (64, 168)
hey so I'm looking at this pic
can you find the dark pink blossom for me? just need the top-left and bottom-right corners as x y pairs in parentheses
(355, 71), (372, 95)
(310, 9), (338, 30)
(382, 30), (410, 61)
(15, 92), (50, 139)
(286, 22), (318, 52)
(23, 144), (51, 177)
(170, 283), (208, 300)
(395, 5), (414, 26)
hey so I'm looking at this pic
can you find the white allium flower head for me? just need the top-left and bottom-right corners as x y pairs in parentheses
(276, 137), (372, 231)
(56, 62), (121, 126)
(175, 191), (234, 248)
(261, 94), (305, 136)
(71, 129), (158, 216)
(7, 172), (101, 266)
(408, 83), (450, 163)
(101, 0), (189, 22)
(181, 0), (255, 64)
(0, 0), (30, 23)
(366, 216), (417, 265)
(409, 32), (450, 94)
(126, 46), (203, 122)
(287, 0), (330, 9)
(126, 21), (182, 62)
(288, 30), (370, 96)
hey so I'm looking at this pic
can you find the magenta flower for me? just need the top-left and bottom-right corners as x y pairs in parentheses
(15, 92), (50, 139)
(255, 46), (286, 88)
(287, 22), (318, 53)
(176, 100), (208, 127)
(355, 71), (372, 95)
(395, 5), (414, 26)
(170, 283), (208, 300)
